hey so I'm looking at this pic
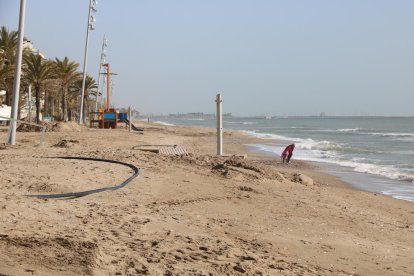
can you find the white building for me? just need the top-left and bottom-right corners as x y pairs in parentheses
(0, 90), (11, 120)
(0, 40), (45, 121)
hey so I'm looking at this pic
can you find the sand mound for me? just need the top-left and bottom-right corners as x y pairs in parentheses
(53, 121), (83, 132)
(53, 139), (80, 148)
(0, 234), (99, 275)
(17, 121), (56, 132)
(16, 121), (85, 133)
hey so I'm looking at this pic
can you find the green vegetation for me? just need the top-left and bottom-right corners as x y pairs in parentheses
(0, 26), (98, 123)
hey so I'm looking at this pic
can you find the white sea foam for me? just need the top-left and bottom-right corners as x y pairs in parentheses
(187, 118), (205, 121)
(368, 132), (414, 137)
(247, 139), (414, 185)
(240, 130), (303, 142)
(381, 191), (414, 202)
(154, 121), (175, 126)
(337, 128), (362, 132)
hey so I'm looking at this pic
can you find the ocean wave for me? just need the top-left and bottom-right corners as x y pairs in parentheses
(382, 193), (414, 203)
(297, 154), (414, 184)
(186, 118), (205, 121)
(337, 128), (363, 132)
(368, 132), (414, 137)
(296, 139), (344, 151)
(154, 121), (175, 126)
(247, 141), (414, 184)
(224, 121), (258, 125)
(240, 130), (301, 142)
(242, 130), (376, 154)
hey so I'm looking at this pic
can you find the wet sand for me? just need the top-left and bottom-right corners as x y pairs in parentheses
(0, 121), (413, 275)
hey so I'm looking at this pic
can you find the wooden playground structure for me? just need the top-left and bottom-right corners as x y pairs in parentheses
(89, 63), (130, 129)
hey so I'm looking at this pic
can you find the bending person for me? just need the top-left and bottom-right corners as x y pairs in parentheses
(281, 144), (295, 164)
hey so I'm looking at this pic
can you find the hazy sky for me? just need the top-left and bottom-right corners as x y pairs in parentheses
(1, 0), (413, 116)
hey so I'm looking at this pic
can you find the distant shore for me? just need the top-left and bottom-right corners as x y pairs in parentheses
(0, 121), (413, 275)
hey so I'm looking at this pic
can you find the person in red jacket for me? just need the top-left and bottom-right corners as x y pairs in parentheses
(281, 144), (295, 164)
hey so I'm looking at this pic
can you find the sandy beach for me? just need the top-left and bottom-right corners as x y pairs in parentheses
(0, 121), (413, 275)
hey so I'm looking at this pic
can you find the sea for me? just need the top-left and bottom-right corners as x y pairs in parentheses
(152, 116), (414, 203)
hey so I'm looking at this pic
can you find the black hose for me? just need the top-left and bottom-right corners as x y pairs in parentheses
(26, 156), (140, 199)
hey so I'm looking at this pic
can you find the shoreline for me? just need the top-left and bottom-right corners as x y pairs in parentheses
(0, 121), (413, 275)
(245, 141), (414, 203)
(216, 125), (414, 203)
(152, 117), (414, 202)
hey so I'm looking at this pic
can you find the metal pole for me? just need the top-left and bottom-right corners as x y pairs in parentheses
(79, 0), (93, 124)
(106, 64), (110, 110)
(100, 76), (105, 108)
(7, 0), (26, 145)
(128, 106), (132, 133)
(28, 84), (31, 122)
(216, 93), (223, 155)
(95, 35), (106, 112)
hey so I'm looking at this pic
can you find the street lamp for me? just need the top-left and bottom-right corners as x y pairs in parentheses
(95, 35), (107, 112)
(7, 0), (26, 145)
(79, 0), (98, 124)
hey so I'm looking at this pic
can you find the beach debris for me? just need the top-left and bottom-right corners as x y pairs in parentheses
(233, 264), (247, 273)
(212, 156), (264, 178)
(16, 121), (55, 132)
(53, 139), (80, 148)
(239, 186), (256, 193)
(291, 173), (314, 186)
(0, 143), (9, 150)
(276, 172), (287, 183)
(133, 144), (188, 155)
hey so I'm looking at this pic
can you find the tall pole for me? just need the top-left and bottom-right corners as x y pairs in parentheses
(95, 35), (107, 112)
(216, 93), (223, 155)
(79, 0), (97, 124)
(106, 64), (110, 110)
(7, 0), (26, 145)
(128, 106), (132, 133)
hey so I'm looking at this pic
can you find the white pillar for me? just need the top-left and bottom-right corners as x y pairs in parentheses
(216, 93), (223, 155)
(8, 0), (26, 145)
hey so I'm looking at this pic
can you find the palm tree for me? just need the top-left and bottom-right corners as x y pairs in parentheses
(0, 61), (13, 95)
(23, 53), (53, 123)
(0, 26), (18, 106)
(52, 57), (80, 121)
(70, 75), (97, 124)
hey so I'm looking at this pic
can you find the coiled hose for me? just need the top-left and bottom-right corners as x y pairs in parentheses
(26, 156), (140, 199)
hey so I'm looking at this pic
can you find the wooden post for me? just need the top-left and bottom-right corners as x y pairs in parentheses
(216, 93), (223, 155)
(128, 106), (132, 133)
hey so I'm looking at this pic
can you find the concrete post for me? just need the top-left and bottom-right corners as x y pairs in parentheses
(8, 0), (26, 145)
(216, 93), (223, 155)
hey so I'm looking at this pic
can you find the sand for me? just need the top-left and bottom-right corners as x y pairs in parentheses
(0, 121), (413, 275)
